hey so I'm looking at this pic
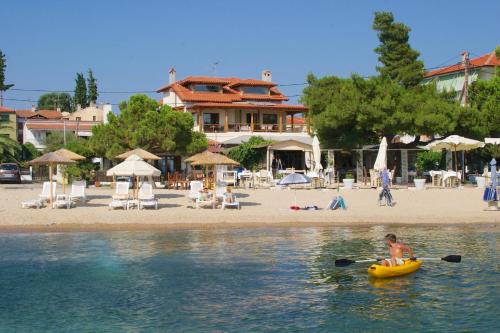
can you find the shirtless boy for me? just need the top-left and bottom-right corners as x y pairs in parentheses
(382, 233), (415, 267)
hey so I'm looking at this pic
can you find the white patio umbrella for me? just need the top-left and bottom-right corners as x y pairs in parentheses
(485, 138), (500, 145)
(426, 135), (485, 181)
(312, 135), (323, 172)
(106, 154), (161, 198)
(373, 137), (388, 171)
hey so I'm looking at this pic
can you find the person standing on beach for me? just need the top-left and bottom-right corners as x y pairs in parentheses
(378, 168), (393, 206)
(382, 233), (415, 267)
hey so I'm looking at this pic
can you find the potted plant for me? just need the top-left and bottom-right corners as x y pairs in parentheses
(343, 172), (355, 190)
(414, 151), (440, 190)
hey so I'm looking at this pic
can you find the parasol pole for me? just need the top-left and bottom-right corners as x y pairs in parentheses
(49, 163), (53, 208)
(455, 146), (458, 187)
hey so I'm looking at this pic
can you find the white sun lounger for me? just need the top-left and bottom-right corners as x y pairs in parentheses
(138, 183), (158, 209)
(39, 182), (57, 203)
(113, 181), (131, 200)
(221, 193), (240, 210)
(21, 199), (43, 209)
(109, 199), (127, 210)
(69, 181), (87, 204)
(53, 194), (72, 209)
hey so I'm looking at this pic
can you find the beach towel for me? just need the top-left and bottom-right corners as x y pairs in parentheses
(483, 186), (498, 202)
(328, 196), (346, 210)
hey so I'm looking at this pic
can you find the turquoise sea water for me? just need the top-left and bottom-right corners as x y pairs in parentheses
(0, 225), (498, 332)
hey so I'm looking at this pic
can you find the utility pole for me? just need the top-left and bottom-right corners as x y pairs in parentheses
(459, 51), (470, 106)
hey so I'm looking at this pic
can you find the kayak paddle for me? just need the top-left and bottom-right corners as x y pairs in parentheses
(335, 258), (381, 267)
(417, 255), (461, 263)
(335, 255), (461, 267)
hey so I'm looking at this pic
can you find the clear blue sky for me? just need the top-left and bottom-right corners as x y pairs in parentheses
(2, 0), (499, 110)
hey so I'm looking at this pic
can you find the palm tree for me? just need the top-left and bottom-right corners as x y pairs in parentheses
(0, 124), (21, 162)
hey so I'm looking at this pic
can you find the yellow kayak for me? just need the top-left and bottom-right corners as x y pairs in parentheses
(368, 259), (422, 278)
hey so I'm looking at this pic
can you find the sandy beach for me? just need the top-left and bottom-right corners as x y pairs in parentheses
(0, 183), (498, 232)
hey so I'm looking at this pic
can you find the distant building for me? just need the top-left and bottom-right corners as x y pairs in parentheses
(0, 106), (17, 141)
(423, 50), (499, 104)
(17, 103), (112, 150)
(157, 69), (313, 171)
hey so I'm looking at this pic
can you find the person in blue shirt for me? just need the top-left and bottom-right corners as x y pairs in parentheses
(378, 168), (393, 207)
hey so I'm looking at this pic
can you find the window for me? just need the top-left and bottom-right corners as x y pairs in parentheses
(193, 84), (221, 93)
(263, 113), (277, 124)
(0, 114), (9, 122)
(76, 117), (81, 121)
(92, 116), (96, 121)
(239, 86), (269, 94)
(203, 113), (219, 125)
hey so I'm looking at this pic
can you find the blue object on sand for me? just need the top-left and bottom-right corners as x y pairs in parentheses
(328, 196), (346, 210)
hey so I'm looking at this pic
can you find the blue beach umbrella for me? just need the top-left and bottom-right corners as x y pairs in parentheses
(491, 158), (497, 189)
(278, 173), (311, 208)
(484, 158), (498, 202)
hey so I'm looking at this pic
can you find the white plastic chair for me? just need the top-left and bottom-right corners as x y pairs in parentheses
(39, 182), (57, 202)
(188, 181), (203, 202)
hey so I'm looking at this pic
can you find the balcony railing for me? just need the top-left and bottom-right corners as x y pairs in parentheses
(201, 123), (307, 133)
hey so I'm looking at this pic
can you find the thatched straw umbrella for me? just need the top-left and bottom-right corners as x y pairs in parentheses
(54, 148), (86, 193)
(28, 152), (76, 207)
(115, 148), (161, 161)
(185, 150), (239, 193)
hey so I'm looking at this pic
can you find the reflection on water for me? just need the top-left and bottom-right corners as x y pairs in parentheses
(0, 225), (498, 332)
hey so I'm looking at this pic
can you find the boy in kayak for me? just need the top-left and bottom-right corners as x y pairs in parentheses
(382, 233), (415, 267)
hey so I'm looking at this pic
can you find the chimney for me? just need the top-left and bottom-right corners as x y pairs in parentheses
(261, 70), (272, 82)
(56, 107), (61, 112)
(169, 67), (176, 84)
(77, 104), (81, 111)
(31, 105), (36, 112)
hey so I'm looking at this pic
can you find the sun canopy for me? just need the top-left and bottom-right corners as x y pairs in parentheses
(115, 148), (161, 160)
(485, 138), (500, 145)
(185, 150), (239, 166)
(426, 135), (485, 152)
(106, 154), (161, 177)
(312, 135), (323, 172)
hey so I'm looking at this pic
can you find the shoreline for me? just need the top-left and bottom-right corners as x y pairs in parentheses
(0, 221), (498, 234)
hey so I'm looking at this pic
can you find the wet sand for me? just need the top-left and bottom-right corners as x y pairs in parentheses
(0, 183), (498, 233)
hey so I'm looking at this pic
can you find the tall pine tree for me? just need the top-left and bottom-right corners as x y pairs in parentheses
(87, 69), (98, 105)
(373, 12), (424, 88)
(0, 50), (14, 107)
(74, 73), (88, 110)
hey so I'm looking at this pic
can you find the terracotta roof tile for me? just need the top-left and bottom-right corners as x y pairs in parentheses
(0, 106), (15, 113)
(15, 109), (36, 118)
(424, 51), (499, 78)
(158, 75), (292, 104)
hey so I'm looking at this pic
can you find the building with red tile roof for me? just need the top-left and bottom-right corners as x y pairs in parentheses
(157, 69), (313, 172)
(422, 50), (499, 104)
(157, 69), (310, 147)
(19, 105), (112, 150)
